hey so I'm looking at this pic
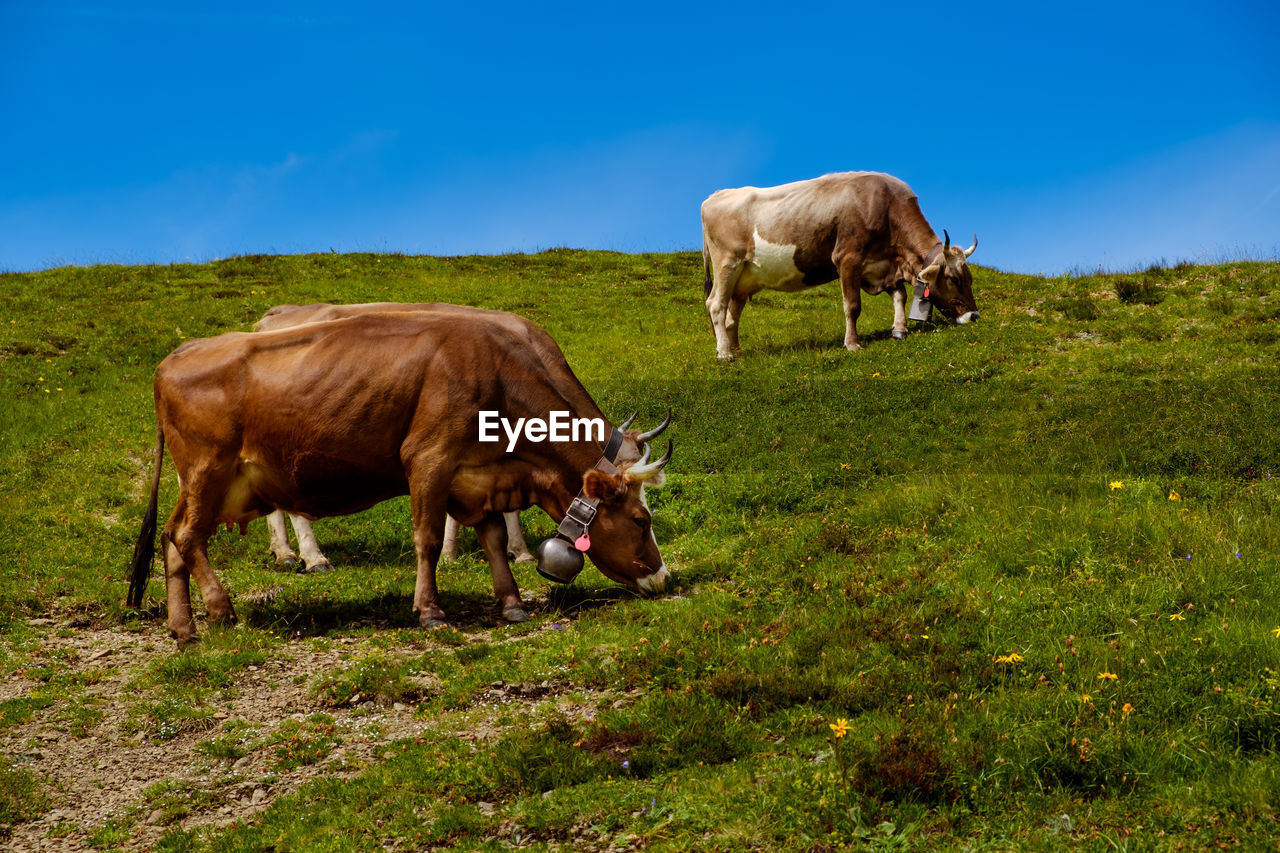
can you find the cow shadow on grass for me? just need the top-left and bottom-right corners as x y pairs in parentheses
(233, 586), (527, 637)
(753, 325), (938, 357)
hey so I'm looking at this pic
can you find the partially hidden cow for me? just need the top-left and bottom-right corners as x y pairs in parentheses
(126, 309), (674, 646)
(252, 302), (534, 571)
(701, 171), (979, 360)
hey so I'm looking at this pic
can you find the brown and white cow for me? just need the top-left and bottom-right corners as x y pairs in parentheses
(126, 309), (674, 646)
(701, 171), (979, 359)
(251, 302), (534, 571)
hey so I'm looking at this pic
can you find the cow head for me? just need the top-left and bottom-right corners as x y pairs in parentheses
(917, 231), (980, 324)
(578, 439), (673, 593)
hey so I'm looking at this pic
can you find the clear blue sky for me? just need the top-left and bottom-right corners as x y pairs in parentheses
(3, 1), (1277, 274)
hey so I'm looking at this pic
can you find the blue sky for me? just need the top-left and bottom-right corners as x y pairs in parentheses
(2, 1), (1277, 274)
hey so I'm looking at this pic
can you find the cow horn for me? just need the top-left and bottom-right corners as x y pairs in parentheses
(635, 410), (672, 444)
(943, 229), (951, 250)
(964, 234), (978, 258)
(626, 440), (673, 481)
(617, 411), (638, 431)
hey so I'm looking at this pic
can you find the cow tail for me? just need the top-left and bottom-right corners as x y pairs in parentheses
(126, 420), (165, 608)
(702, 244), (712, 299)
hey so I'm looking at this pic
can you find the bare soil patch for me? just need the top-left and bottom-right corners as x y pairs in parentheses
(2, 621), (602, 852)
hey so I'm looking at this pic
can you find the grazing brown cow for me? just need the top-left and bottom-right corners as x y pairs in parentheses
(126, 309), (674, 646)
(251, 302), (534, 571)
(701, 171), (979, 360)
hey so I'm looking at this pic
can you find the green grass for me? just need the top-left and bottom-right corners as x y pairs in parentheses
(3, 251), (1280, 849)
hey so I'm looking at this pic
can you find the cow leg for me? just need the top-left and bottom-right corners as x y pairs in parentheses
(890, 284), (908, 340)
(288, 514), (331, 571)
(727, 294), (747, 356)
(441, 514), (461, 562)
(165, 491), (236, 643)
(838, 264), (865, 351)
(505, 511), (534, 563)
(161, 502), (198, 647)
(408, 481), (451, 627)
(265, 510), (300, 570)
(705, 258), (744, 361)
(476, 513), (528, 623)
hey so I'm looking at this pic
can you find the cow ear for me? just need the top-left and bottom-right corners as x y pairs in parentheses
(583, 469), (628, 503)
(917, 263), (942, 286)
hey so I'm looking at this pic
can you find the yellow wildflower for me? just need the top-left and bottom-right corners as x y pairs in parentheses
(1169, 613), (1185, 621)
(1109, 481), (1123, 491)
(1168, 490), (1181, 501)
(1097, 672), (1118, 681)
(1122, 703), (1134, 716)
(829, 718), (849, 739)
(1081, 693), (1092, 704)
(1271, 627), (1280, 638)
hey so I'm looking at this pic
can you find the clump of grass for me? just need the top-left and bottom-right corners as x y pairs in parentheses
(0, 756), (47, 834)
(1050, 283), (1099, 321)
(1114, 276), (1164, 305)
(312, 653), (426, 706)
(269, 715), (342, 771)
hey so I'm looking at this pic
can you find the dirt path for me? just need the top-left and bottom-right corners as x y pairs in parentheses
(2, 621), (594, 852)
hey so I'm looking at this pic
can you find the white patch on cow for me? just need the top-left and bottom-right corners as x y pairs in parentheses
(742, 229), (806, 292)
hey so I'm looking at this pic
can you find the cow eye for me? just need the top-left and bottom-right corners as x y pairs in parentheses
(633, 515), (649, 530)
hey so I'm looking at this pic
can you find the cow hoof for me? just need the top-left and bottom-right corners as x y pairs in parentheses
(420, 615), (449, 629)
(503, 606), (530, 623)
(844, 342), (863, 352)
(207, 608), (237, 626)
(510, 553), (535, 564)
(716, 352), (737, 363)
(277, 556), (301, 571)
(892, 330), (908, 340)
(172, 633), (199, 650)
(305, 560), (334, 573)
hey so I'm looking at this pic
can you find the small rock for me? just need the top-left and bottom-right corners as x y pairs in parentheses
(232, 755), (253, 771)
(478, 801), (496, 816)
(252, 788), (267, 805)
(392, 703), (408, 712)
(28, 618), (55, 627)
(148, 808), (166, 825)
(348, 693), (362, 706)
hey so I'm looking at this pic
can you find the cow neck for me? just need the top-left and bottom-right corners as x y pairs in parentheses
(545, 427), (626, 545)
(919, 242), (944, 270)
(532, 425), (628, 525)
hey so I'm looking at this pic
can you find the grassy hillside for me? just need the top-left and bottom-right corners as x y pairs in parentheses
(2, 251), (1279, 850)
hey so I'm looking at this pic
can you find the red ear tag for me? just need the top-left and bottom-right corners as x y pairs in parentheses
(574, 533), (591, 551)
(923, 287), (930, 299)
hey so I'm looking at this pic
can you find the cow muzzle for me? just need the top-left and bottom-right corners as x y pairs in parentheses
(636, 565), (670, 595)
(956, 311), (980, 324)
